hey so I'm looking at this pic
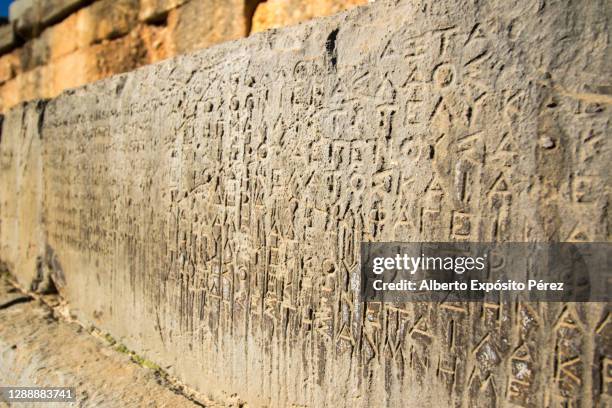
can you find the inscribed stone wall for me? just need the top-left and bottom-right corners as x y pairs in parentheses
(0, 0), (611, 406)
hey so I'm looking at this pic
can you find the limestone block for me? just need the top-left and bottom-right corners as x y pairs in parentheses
(44, 12), (80, 60)
(36, 0), (138, 65)
(46, 50), (99, 97)
(0, 66), (51, 112)
(1, 0), (610, 407)
(0, 34), (145, 113)
(167, 0), (248, 55)
(251, 0), (368, 33)
(76, 0), (139, 47)
(0, 57), (74, 112)
(47, 33), (146, 97)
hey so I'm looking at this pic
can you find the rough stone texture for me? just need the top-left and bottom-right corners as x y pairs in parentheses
(0, 278), (215, 407)
(1, 0), (611, 407)
(251, 0), (368, 33)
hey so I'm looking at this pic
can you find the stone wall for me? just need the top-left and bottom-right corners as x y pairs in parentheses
(0, 0), (367, 112)
(0, 0), (611, 407)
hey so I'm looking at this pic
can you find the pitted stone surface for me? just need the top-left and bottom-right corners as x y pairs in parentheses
(0, 0), (611, 407)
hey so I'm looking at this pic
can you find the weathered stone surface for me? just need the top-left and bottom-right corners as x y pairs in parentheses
(1, 0), (611, 407)
(10, 0), (92, 39)
(8, 0), (32, 23)
(0, 67), (49, 112)
(0, 0), (257, 111)
(39, 0), (92, 27)
(166, 0), (249, 55)
(80, 31), (146, 79)
(251, 0), (367, 33)
(18, 34), (50, 72)
(76, 0), (139, 46)
(42, 32), (145, 100)
(139, 0), (189, 23)
(0, 0), (374, 111)
(138, 24), (171, 63)
(12, 0), (137, 72)
(10, 0), (45, 38)
(0, 278), (218, 407)
(0, 33), (146, 112)
(0, 24), (17, 55)
(0, 51), (21, 85)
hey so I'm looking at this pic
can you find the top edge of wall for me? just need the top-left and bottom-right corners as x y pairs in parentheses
(6, 0), (385, 114)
